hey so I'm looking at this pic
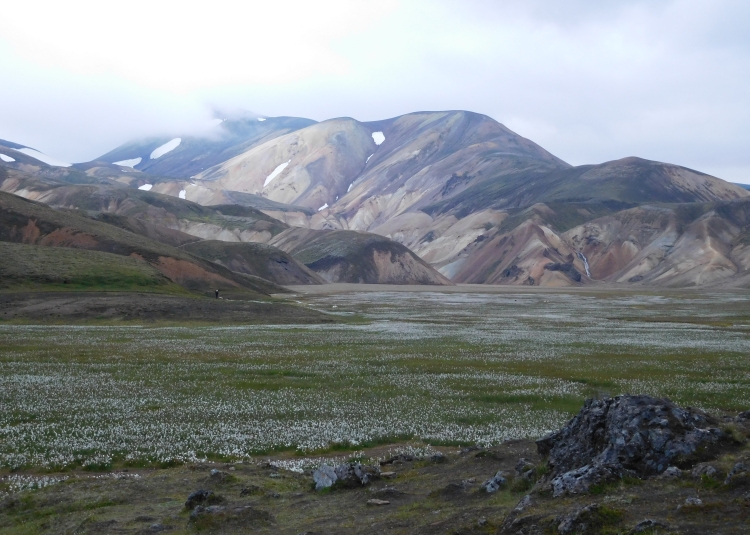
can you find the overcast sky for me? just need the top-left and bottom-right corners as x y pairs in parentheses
(1, 0), (749, 182)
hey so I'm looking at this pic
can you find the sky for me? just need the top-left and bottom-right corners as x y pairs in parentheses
(1, 0), (749, 183)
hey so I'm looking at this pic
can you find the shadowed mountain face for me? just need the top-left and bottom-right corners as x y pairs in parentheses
(182, 240), (325, 286)
(266, 228), (453, 285)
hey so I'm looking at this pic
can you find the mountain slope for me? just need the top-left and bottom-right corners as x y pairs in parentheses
(564, 199), (750, 287)
(0, 241), (181, 293)
(142, 111), (569, 228)
(429, 198), (750, 288)
(95, 115), (316, 178)
(2, 165), (454, 286)
(0, 191), (284, 295)
(0, 170), (289, 243)
(18, 109), (750, 289)
(427, 157), (749, 216)
(182, 241), (325, 286)
(123, 113), (747, 289)
(268, 228), (453, 285)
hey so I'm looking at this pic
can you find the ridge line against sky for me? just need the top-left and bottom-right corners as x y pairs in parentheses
(0, 0), (749, 183)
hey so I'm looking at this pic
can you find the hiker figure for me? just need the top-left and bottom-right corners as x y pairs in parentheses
(215, 289), (219, 299)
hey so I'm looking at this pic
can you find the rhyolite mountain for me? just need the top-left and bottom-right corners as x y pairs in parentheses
(3, 109), (750, 288)
(0, 165), (450, 286)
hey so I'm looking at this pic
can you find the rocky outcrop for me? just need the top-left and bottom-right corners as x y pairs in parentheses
(536, 395), (730, 497)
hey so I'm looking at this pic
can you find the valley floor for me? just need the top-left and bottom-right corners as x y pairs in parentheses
(1, 288), (749, 533)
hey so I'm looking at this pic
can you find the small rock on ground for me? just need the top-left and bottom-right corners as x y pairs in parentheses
(724, 462), (748, 485)
(557, 503), (600, 535)
(658, 466), (682, 480)
(185, 489), (215, 510)
(483, 470), (507, 493)
(691, 464), (718, 479)
(629, 519), (670, 533)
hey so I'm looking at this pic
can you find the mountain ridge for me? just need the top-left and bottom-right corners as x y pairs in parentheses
(4, 109), (749, 288)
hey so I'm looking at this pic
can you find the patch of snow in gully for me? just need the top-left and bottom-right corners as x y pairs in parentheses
(179, 189), (186, 199)
(150, 138), (181, 159)
(372, 132), (385, 145)
(0, 154), (15, 162)
(17, 148), (71, 167)
(318, 203), (328, 211)
(264, 160), (290, 187)
(257, 118), (266, 121)
(113, 157), (142, 168)
(366, 154), (373, 163)
(347, 183), (353, 192)
(138, 184), (153, 191)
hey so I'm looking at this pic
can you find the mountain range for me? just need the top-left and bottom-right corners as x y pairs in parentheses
(2, 109), (749, 290)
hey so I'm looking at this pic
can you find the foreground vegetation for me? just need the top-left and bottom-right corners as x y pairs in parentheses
(1, 289), (748, 473)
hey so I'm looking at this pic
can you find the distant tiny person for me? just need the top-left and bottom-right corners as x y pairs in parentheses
(215, 289), (219, 299)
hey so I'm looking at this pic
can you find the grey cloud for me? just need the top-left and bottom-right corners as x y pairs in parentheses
(0, 0), (748, 183)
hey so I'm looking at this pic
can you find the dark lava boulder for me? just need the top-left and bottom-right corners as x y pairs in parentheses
(185, 489), (223, 509)
(536, 395), (729, 496)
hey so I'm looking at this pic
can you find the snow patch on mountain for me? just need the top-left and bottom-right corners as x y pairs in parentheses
(17, 148), (71, 167)
(138, 184), (153, 191)
(372, 132), (385, 145)
(0, 154), (15, 162)
(257, 118), (266, 122)
(366, 154), (373, 163)
(179, 189), (186, 199)
(264, 160), (290, 187)
(318, 203), (328, 211)
(150, 138), (181, 159)
(347, 183), (353, 192)
(113, 157), (142, 168)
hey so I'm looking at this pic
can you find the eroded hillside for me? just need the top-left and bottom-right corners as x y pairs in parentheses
(5, 109), (750, 288)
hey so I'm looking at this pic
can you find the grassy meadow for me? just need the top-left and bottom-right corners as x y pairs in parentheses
(1, 289), (749, 473)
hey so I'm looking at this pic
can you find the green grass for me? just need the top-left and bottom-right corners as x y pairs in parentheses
(0, 242), (186, 294)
